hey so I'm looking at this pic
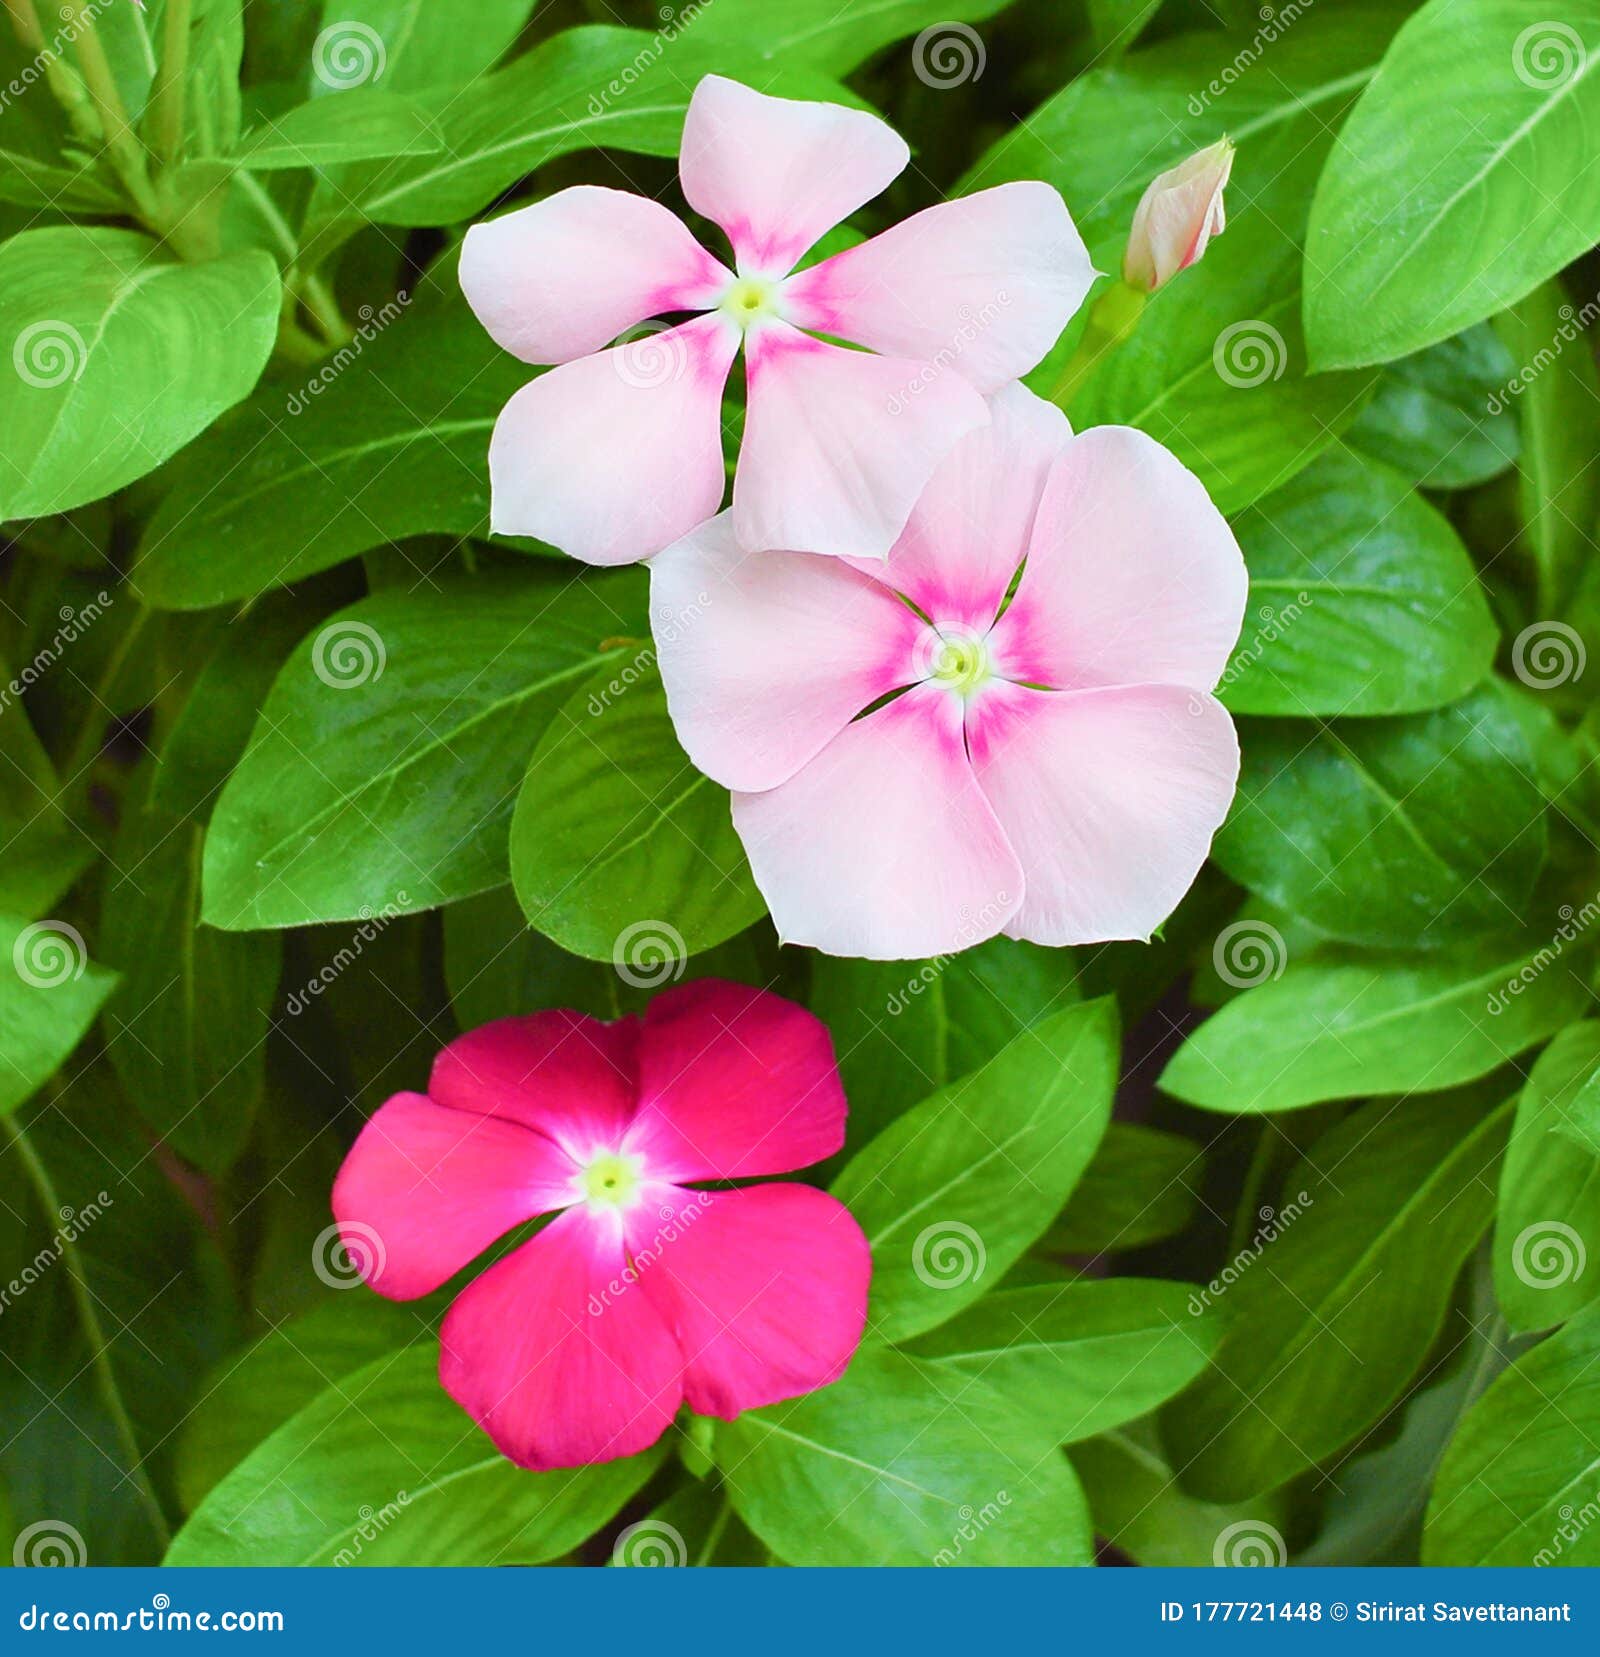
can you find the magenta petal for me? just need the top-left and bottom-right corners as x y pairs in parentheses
(970, 680), (1241, 945)
(629, 1184), (869, 1419)
(430, 1009), (639, 1162)
(439, 1207), (683, 1472)
(488, 313), (738, 564)
(460, 186), (730, 365)
(679, 75), (908, 276)
(732, 682), (1024, 960)
(989, 425), (1248, 691)
(650, 511), (923, 792)
(624, 979), (847, 1182)
(331, 1092), (578, 1300)
(736, 322), (988, 560)
(783, 182), (1093, 392)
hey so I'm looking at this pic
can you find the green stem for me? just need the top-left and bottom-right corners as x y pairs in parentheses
(1228, 1124), (1281, 1259)
(0, 1110), (171, 1550)
(299, 273), (353, 347)
(1049, 279), (1147, 410)
(65, 1), (154, 204)
(148, 0), (191, 167)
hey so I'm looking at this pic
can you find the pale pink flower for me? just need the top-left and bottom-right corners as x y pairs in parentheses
(651, 387), (1247, 960)
(460, 75), (1092, 566)
(1123, 138), (1234, 292)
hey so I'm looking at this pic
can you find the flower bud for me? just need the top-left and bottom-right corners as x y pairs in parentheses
(1122, 138), (1234, 292)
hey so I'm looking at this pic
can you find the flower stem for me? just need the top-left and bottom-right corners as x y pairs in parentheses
(1049, 279), (1147, 411)
(148, 0), (191, 168)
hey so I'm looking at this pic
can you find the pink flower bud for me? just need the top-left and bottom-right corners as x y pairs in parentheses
(1122, 138), (1235, 292)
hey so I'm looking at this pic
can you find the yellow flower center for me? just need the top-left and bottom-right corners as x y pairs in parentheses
(931, 633), (992, 696)
(720, 275), (780, 331)
(580, 1151), (642, 1209)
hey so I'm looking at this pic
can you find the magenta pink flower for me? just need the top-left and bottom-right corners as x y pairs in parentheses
(459, 74), (1091, 566)
(331, 980), (869, 1472)
(652, 387), (1248, 960)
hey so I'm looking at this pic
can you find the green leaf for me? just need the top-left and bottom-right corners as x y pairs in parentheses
(511, 665), (764, 963)
(680, 0), (1017, 74)
(445, 888), (625, 1027)
(234, 90), (442, 169)
(0, 228), (279, 519)
(831, 999), (1117, 1342)
(713, 1347), (1093, 1565)
(1214, 685), (1547, 947)
(1345, 325), (1519, 489)
(1161, 937), (1585, 1114)
(1305, 0), (1600, 367)
(1218, 447), (1497, 717)
(612, 1482), (766, 1566)
(0, 913), (117, 1118)
(311, 0), (536, 94)
(134, 264), (521, 610)
(167, 1348), (662, 1564)
(0, 684), (95, 919)
(808, 936), (1081, 1151)
(1494, 1023), (1600, 1331)
(1423, 1301), (1600, 1565)
(1044, 1123), (1204, 1254)
(911, 1279), (1222, 1443)
(202, 569), (646, 930)
(1163, 1089), (1511, 1501)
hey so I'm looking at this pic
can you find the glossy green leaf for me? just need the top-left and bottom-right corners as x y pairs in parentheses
(234, 89), (442, 169)
(1044, 1123), (1204, 1255)
(0, 913), (117, 1118)
(311, 0), (535, 94)
(681, 0), (1017, 74)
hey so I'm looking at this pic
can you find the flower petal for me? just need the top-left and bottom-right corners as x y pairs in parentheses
(331, 1093), (578, 1300)
(439, 1207), (683, 1472)
(651, 511), (923, 792)
(736, 321), (988, 561)
(629, 1184), (869, 1419)
(460, 186), (731, 365)
(679, 75), (908, 276)
(860, 383), (1070, 633)
(623, 979), (847, 1181)
(969, 681), (1240, 945)
(430, 1009), (639, 1162)
(989, 425), (1248, 691)
(488, 313), (738, 565)
(732, 681), (1023, 959)
(783, 183), (1093, 392)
